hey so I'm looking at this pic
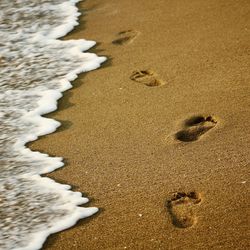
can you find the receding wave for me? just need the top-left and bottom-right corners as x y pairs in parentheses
(0, 0), (106, 249)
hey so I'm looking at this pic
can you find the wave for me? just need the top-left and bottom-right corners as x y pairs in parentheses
(0, 0), (106, 249)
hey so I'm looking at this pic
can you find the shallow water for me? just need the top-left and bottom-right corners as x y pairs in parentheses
(0, 0), (105, 249)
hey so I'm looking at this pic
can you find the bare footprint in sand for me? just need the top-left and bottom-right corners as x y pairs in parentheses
(130, 70), (165, 87)
(175, 115), (217, 142)
(166, 191), (201, 228)
(112, 30), (139, 45)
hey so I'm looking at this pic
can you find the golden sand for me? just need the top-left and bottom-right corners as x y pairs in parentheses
(30, 0), (249, 249)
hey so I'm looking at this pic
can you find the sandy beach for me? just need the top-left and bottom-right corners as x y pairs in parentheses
(29, 0), (249, 249)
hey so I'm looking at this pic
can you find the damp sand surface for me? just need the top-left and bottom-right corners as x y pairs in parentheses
(30, 0), (250, 249)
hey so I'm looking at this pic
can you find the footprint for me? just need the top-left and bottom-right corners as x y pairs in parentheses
(112, 30), (138, 45)
(166, 191), (201, 228)
(175, 115), (217, 142)
(130, 70), (165, 87)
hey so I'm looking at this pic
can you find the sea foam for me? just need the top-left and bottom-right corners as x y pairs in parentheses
(0, 0), (106, 249)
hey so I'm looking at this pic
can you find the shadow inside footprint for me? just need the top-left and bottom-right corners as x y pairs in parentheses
(112, 30), (138, 45)
(130, 70), (165, 87)
(166, 191), (201, 228)
(175, 115), (217, 142)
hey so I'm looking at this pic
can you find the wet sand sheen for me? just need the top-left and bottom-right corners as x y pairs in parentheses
(30, 0), (249, 249)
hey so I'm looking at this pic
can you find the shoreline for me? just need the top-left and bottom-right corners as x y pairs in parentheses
(1, 1), (106, 249)
(30, 0), (249, 249)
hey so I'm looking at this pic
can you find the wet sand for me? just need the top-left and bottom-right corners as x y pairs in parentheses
(30, 0), (250, 249)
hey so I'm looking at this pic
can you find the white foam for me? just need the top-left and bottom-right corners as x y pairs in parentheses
(0, 0), (106, 249)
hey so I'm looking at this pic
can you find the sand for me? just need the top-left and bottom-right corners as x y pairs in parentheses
(29, 0), (250, 249)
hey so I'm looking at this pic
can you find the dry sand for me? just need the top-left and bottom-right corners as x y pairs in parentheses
(30, 0), (250, 249)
